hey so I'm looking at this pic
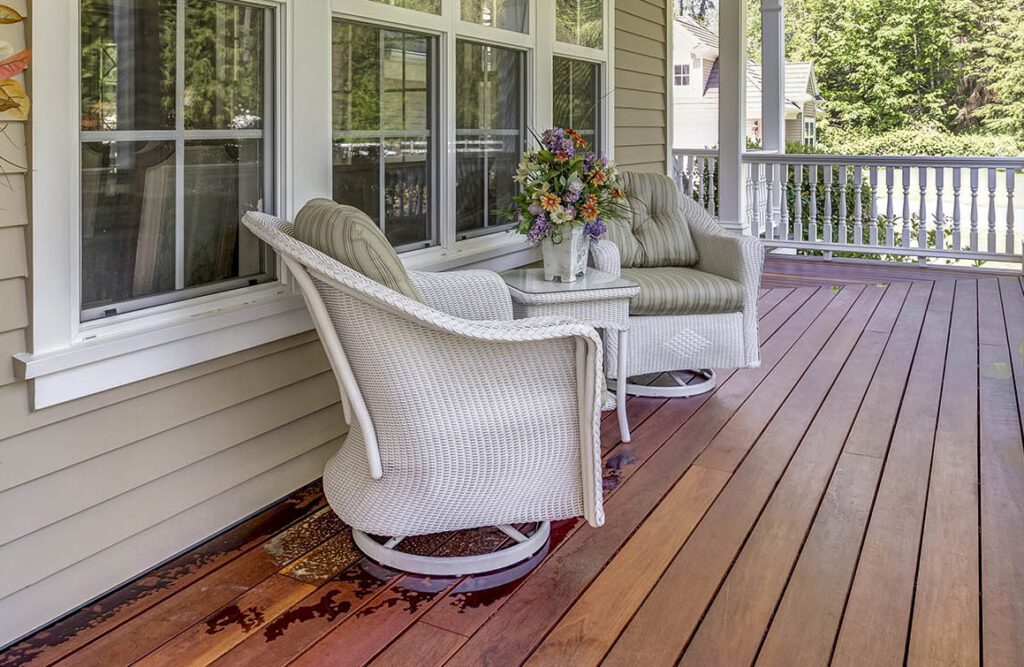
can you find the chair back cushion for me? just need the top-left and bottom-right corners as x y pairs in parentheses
(293, 198), (422, 302)
(606, 171), (700, 268)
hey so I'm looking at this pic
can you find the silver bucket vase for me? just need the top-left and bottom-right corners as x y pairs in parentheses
(541, 226), (589, 282)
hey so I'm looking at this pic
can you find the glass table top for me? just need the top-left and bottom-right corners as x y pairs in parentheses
(500, 268), (638, 294)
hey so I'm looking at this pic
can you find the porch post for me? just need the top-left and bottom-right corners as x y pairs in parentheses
(718, 0), (749, 233)
(761, 0), (786, 154)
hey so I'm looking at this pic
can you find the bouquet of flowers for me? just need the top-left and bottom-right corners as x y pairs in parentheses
(510, 128), (626, 245)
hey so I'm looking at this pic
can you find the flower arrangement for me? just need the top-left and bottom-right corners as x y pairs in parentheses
(510, 127), (626, 245)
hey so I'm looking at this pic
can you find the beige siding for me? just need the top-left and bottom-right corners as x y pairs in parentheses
(615, 0), (669, 173)
(786, 116), (804, 144)
(0, 1), (344, 646)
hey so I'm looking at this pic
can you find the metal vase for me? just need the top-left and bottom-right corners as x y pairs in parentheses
(541, 226), (589, 282)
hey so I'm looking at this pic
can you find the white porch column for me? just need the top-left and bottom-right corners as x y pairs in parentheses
(761, 0), (786, 154)
(718, 0), (748, 233)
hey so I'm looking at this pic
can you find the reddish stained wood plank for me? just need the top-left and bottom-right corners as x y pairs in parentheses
(133, 574), (315, 667)
(0, 482), (325, 667)
(978, 278), (1024, 667)
(367, 621), (466, 667)
(603, 285), (882, 666)
(755, 282), (933, 667)
(525, 466), (730, 665)
(907, 280), (980, 666)
(444, 288), (852, 666)
(831, 280), (955, 667)
(680, 283), (909, 666)
(290, 574), (460, 667)
(56, 507), (345, 666)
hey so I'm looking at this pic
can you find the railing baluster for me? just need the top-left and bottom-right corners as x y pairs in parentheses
(780, 164), (790, 240)
(952, 168), (962, 251)
(988, 167), (998, 253)
(839, 165), (849, 244)
(934, 167), (945, 255)
(685, 155), (696, 197)
(853, 165), (863, 246)
(823, 165), (834, 244)
(757, 163), (768, 238)
(708, 157), (717, 217)
(902, 167), (912, 248)
(886, 166), (895, 246)
(869, 166), (879, 246)
(1007, 169), (1016, 256)
(794, 164), (804, 242)
(808, 164), (818, 243)
(744, 164), (754, 233)
(970, 167), (980, 252)
(918, 166), (928, 262)
(765, 163), (776, 240)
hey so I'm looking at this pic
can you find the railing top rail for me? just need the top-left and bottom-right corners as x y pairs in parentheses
(671, 148), (719, 158)
(739, 152), (1024, 168)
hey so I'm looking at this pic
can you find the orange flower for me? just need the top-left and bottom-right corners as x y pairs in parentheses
(611, 186), (625, 199)
(540, 192), (560, 212)
(581, 200), (600, 222)
(566, 128), (589, 149)
(590, 169), (607, 186)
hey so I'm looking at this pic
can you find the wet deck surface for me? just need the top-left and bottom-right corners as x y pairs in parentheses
(4, 258), (1024, 666)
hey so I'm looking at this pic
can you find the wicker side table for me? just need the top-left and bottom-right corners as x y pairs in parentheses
(501, 268), (640, 443)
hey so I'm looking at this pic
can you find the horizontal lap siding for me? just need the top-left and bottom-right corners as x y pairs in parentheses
(615, 0), (669, 173)
(0, 1), (343, 647)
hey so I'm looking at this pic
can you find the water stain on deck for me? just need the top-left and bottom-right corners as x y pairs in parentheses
(205, 605), (265, 635)
(261, 590), (353, 642)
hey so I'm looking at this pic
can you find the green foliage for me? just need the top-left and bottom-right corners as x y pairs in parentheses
(821, 126), (1022, 156)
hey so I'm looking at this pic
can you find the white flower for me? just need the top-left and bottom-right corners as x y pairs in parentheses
(550, 205), (575, 225)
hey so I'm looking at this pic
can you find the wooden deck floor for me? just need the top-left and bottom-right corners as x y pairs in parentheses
(5, 261), (1024, 666)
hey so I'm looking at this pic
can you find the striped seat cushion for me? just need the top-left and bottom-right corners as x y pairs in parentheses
(620, 267), (744, 316)
(293, 198), (422, 302)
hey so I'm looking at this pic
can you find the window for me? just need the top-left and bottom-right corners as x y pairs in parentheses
(331, 21), (437, 250)
(460, 0), (529, 33)
(79, 0), (275, 321)
(674, 63), (690, 86)
(556, 0), (603, 48)
(553, 57), (601, 153)
(804, 118), (816, 147)
(455, 42), (525, 239)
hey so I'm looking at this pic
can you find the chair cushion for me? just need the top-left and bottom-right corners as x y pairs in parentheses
(620, 267), (745, 316)
(605, 172), (700, 269)
(293, 198), (422, 302)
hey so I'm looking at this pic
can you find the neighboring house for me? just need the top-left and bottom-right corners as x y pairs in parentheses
(672, 16), (822, 149)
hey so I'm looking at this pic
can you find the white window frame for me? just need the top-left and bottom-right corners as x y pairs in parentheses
(673, 63), (690, 86)
(17, 0), (612, 408)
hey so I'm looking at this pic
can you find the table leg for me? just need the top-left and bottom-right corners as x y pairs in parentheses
(617, 329), (630, 443)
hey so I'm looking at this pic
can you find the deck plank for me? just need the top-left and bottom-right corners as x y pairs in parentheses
(831, 280), (955, 667)
(602, 285), (882, 665)
(978, 278), (1024, 667)
(755, 281), (933, 666)
(907, 280), (981, 666)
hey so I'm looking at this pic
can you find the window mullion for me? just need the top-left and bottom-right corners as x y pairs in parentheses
(174, 0), (186, 290)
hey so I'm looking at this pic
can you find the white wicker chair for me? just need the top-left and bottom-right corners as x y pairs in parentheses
(242, 211), (605, 575)
(592, 172), (763, 398)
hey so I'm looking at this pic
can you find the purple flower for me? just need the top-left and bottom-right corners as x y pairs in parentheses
(528, 202), (544, 216)
(528, 214), (551, 243)
(541, 128), (576, 160)
(563, 189), (581, 204)
(584, 218), (607, 241)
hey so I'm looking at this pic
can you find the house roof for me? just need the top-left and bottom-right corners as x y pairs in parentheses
(675, 15), (719, 52)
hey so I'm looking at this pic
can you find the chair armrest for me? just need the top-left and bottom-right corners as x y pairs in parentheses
(683, 196), (764, 292)
(408, 269), (514, 321)
(589, 239), (621, 277)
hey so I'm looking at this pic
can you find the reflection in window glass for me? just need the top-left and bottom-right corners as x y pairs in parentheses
(460, 0), (529, 33)
(553, 57), (600, 153)
(332, 21), (435, 249)
(455, 41), (523, 238)
(556, 0), (603, 48)
(79, 0), (274, 321)
(369, 0), (441, 14)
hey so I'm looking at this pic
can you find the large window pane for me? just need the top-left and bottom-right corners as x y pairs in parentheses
(369, 0), (441, 14)
(455, 41), (523, 238)
(81, 141), (177, 310)
(80, 0), (177, 131)
(553, 57), (601, 152)
(80, 0), (274, 321)
(332, 21), (435, 249)
(184, 1), (266, 130)
(556, 0), (603, 49)
(460, 0), (529, 33)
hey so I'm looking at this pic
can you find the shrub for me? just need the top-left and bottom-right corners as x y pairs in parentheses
(820, 126), (1022, 157)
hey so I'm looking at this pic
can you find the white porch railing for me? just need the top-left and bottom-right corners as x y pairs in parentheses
(673, 149), (1024, 265)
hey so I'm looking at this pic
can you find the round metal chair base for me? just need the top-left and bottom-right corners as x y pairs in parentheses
(352, 521), (551, 576)
(611, 369), (717, 398)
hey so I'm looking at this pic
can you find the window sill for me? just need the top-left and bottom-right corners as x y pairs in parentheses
(14, 283), (313, 409)
(401, 231), (540, 272)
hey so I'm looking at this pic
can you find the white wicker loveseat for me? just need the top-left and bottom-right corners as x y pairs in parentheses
(593, 171), (763, 397)
(242, 203), (604, 575)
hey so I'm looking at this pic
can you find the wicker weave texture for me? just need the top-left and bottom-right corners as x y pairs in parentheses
(241, 212), (606, 536)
